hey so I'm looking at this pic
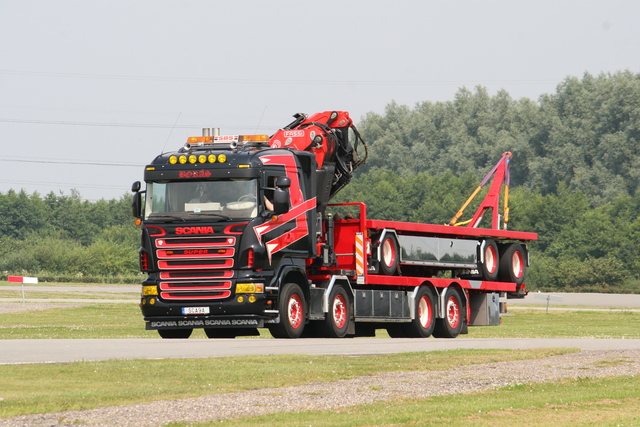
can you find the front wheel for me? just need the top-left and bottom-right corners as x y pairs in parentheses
(320, 284), (351, 338)
(205, 329), (237, 338)
(158, 329), (192, 339)
(268, 283), (307, 339)
(433, 288), (464, 339)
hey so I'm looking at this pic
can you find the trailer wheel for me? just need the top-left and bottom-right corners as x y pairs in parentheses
(158, 329), (192, 339)
(320, 284), (351, 338)
(403, 286), (436, 338)
(379, 234), (399, 276)
(480, 239), (499, 281)
(268, 282), (306, 339)
(499, 243), (526, 285)
(433, 288), (464, 338)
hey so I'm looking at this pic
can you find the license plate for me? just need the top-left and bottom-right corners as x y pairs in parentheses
(182, 307), (210, 315)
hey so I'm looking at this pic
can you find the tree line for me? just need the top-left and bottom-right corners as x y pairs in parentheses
(0, 189), (140, 282)
(337, 70), (640, 293)
(2, 70), (639, 291)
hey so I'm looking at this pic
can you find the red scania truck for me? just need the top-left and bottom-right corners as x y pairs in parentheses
(131, 111), (537, 339)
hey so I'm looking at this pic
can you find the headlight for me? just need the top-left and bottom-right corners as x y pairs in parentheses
(235, 283), (264, 294)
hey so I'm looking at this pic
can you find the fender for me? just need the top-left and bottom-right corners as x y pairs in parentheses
(268, 257), (309, 296)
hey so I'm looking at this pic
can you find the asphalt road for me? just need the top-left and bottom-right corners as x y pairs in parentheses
(1, 290), (639, 365)
(2, 337), (640, 365)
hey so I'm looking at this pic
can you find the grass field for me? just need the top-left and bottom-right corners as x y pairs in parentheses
(172, 375), (640, 427)
(1, 303), (639, 340)
(0, 348), (574, 419)
(1, 291), (639, 424)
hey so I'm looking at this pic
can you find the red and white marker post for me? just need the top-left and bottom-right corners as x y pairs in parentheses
(8, 276), (39, 303)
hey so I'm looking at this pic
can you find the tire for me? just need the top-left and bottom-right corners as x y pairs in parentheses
(205, 328), (259, 338)
(157, 329), (192, 339)
(205, 329), (237, 338)
(403, 286), (436, 338)
(433, 288), (464, 338)
(379, 234), (399, 276)
(268, 283), (306, 339)
(480, 239), (499, 281)
(386, 324), (406, 338)
(498, 243), (526, 285)
(320, 284), (351, 338)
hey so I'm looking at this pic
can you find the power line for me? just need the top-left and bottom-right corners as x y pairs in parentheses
(0, 69), (560, 87)
(0, 157), (142, 167)
(0, 118), (194, 129)
(0, 117), (275, 130)
(0, 179), (127, 190)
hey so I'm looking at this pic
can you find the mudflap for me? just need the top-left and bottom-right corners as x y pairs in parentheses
(146, 318), (265, 330)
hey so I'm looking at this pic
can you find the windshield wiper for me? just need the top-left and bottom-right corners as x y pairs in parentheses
(188, 212), (234, 221)
(146, 214), (186, 222)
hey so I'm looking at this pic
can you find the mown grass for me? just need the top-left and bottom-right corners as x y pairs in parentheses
(0, 299), (638, 424)
(0, 348), (574, 418)
(0, 290), (135, 299)
(469, 309), (640, 339)
(174, 375), (640, 427)
(1, 304), (639, 340)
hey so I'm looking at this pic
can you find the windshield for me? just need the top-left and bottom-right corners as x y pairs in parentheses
(144, 179), (258, 221)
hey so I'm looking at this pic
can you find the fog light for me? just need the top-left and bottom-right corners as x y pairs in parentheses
(143, 285), (158, 296)
(248, 295), (257, 303)
(237, 296), (245, 303)
(149, 298), (156, 305)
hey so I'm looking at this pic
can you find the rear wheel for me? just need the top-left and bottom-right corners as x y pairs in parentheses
(268, 283), (306, 339)
(158, 329), (192, 339)
(480, 239), (499, 281)
(403, 286), (436, 338)
(320, 284), (351, 338)
(379, 234), (399, 275)
(499, 243), (526, 285)
(433, 288), (464, 338)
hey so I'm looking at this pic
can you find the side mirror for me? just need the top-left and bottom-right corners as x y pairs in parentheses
(275, 176), (291, 189)
(273, 188), (290, 215)
(131, 181), (141, 192)
(132, 192), (142, 219)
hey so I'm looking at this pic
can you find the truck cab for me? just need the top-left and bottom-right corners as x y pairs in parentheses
(132, 134), (319, 338)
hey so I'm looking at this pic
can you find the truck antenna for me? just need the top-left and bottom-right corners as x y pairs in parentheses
(254, 106), (267, 134)
(161, 112), (182, 154)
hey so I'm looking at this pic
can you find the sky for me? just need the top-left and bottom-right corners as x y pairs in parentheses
(1, 0), (639, 202)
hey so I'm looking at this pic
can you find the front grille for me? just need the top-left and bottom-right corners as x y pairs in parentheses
(154, 235), (236, 301)
(160, 270), (233, 280)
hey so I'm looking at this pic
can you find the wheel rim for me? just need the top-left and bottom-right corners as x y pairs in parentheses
(485, 245), (497, 274)
(382, 238), (396, 268)
(287, 293), (303, 329)
(332, 294), (347, 329)
(446, 296), (460, 329)
(417, 295), (433, 328)
(511, 251), (524, 278)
